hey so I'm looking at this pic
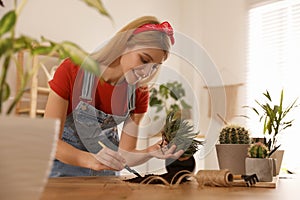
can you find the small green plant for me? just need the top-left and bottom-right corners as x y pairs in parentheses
(161, 110), (203, 158)
(149, 81), (192, 120)
(248, 142), (269, 158)
(248, 89), (298, 156)
(219, 125), (250, 144)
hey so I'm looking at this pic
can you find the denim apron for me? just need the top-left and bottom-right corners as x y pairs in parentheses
(50, 70), (136, 177)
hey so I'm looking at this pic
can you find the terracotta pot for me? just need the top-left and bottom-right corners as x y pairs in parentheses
(216, 144), (250, 175)
(245, 157), (274, 182)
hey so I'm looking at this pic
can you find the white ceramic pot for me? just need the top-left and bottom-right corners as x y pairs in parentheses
(245, 157), (274, 182)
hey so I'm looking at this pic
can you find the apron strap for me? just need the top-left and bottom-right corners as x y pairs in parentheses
(80, 70), (136, 111)
(80, 71), (95, 102)
(127, 84), (136, 111)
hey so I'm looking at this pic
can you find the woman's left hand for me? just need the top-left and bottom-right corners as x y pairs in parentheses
(147, 140), (184, 160)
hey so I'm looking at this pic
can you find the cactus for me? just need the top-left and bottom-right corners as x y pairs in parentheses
(248, 142), (269, 158)
(219, 125), (250, 144)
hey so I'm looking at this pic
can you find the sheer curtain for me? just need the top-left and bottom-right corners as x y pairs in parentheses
(247, 0), (300, 172)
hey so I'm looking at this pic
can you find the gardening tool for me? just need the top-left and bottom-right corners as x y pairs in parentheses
(98, 141), (142, 178)
(233, 174), (259, 187)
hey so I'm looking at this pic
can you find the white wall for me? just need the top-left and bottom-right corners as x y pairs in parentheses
(1, 0), (250, 171)
(1, 0), (181, 52)
(178, 0), (248, 170)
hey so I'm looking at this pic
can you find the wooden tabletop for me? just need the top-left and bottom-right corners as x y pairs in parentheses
(40, 174), (299, 200)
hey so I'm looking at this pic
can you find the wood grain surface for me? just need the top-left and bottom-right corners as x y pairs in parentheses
(41, 175), (299, 200)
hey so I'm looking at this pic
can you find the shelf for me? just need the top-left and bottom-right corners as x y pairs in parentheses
(15, 51), (59, 118)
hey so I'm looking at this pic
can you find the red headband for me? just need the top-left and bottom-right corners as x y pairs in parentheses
(133, 21), (175, 45)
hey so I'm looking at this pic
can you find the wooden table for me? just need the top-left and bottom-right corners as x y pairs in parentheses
(40, 174), (299, 200)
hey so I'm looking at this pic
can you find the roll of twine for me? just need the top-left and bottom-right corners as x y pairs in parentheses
(195, 169), (233, 187)
(136, 169), (233, 188)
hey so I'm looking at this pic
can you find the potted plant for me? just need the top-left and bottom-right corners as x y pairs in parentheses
(0, 1), (109, 199)
(126, 110), (203, 184)
(215, 123), (250, 175)
(162, 110), (203, 174)
(245, 142), (273, 182)
(148, 81), (199, 172)
(248, 89), (298, 174)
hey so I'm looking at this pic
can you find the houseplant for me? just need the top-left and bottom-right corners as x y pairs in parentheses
(215, 123), (250, 174)
(248, 89), (298, 174)
(0, 1), (110, 199)
(163, 110), (203, 174)
(245, 142), (273, 182)
(0, 0), (109, 114)
(149, 80), (192, 120)
(126, 110), (203, 184)
(149, 81), (198, 171)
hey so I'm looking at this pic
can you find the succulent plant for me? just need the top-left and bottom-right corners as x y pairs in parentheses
(161, 110), (203, 157)
(219, 125), (250, 144)
(248, 142), (269, 158)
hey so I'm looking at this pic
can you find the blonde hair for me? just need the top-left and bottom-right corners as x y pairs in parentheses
(91, 16), (172, 79)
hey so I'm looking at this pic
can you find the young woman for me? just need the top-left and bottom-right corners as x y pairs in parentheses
(45, 16), (183, 177)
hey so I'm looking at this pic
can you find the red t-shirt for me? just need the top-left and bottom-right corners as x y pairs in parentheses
(49, 58), (149, 116)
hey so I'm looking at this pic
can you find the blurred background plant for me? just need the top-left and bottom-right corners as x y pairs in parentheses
(149, 81), (192, 120)
(0, 0), (110, 114)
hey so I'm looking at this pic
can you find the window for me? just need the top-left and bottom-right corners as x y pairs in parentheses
(247, 0), (300, 172)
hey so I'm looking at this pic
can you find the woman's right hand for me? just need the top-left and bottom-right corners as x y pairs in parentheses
(90, 147), (126, 171)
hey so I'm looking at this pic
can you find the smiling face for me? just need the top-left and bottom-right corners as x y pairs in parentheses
(120, 47), (166, 85)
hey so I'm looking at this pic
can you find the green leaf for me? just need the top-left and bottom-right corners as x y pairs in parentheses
(81, 0), (111, 19)
(0, 55), (10, 113)
(268, 144), (281, 157)
(0, 38), (13, 55)
(264, 90), (272, 102)
(168, 81), (185, 100)
(282, 98), (298, 118)
(279, 89), (283, 114)
(159, 85), (169, 99)
(251, 106), (260, 116)
(32, 46), (55, 55)
(60, 41), (100, 76)
(0, 10), (17, 37)
(169, 89), (179, 100)
(180, 99), (192, 109)
(170, 104), (179, 112)
(0, 82), (10, 101)
(150, 87), (158, 96)
(149, 97), (161, 107)
(13, 35), (38, 51)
